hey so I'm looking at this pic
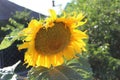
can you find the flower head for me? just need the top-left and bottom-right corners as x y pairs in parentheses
(19, 10), (88, 68)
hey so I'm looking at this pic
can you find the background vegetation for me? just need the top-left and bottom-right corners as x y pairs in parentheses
(65, 0), (120, 80)
(0, 10), (31, 67)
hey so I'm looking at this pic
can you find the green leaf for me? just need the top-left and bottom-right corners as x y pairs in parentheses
(0, 30), (21, 50)
(66, 54), (93, 80)
(0, 37), (15, 50)
(28, 66), (49, 80)
(28, 65), (82, 80)
(52, 65), (82, 80)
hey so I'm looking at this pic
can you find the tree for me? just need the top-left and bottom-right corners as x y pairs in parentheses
(65, 0), (120, 79)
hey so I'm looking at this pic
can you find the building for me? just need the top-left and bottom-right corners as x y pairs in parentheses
(0, 0), (45, 20)
(0, 0), (45, 68)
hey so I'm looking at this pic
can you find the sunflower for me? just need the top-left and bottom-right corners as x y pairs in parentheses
(18, 9), (88, 68)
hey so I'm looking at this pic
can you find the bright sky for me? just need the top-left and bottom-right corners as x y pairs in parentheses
(9, 0), (71, 16)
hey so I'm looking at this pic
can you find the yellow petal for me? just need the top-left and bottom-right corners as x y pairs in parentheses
(49, 9), (57, 20)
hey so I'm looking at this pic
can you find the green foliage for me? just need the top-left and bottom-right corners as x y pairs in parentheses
(0, 10), (31, 50)
(28, 54), (93, 80)
(65, 0), (120, 79)
(89, 44), (120, 80)
(28, 66), (82, 80)
(66, 54), (93, 80)
(28, 66), (49, 80)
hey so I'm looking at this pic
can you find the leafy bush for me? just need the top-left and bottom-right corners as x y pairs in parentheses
(65, 0), (120, 79)
(0, 10), (31, 49)
(0, 10), (31, 68)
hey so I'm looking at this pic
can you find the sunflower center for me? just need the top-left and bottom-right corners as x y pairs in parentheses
(35, 22), (71, 55)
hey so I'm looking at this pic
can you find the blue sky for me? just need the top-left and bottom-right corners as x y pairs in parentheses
(9, 0), (71, 16)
